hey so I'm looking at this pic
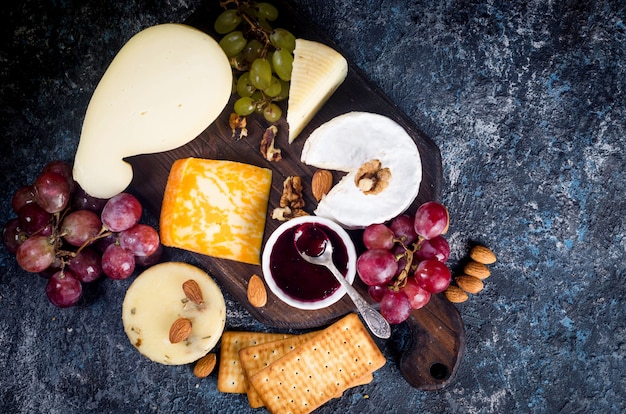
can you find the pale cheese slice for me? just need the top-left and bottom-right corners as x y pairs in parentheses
(122, 262), (226, 365)
(301, 112), (422, 229)
(73, 24), (232, 199)
(160, 158), (272, 265)
(287, 38), (348, 143)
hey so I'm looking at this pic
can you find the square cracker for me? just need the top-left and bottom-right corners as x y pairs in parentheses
(217, 331), (292, 393)
(239, 331), (374, 409)
(239, 331), (320, 408)
(248, 313), (386, 414)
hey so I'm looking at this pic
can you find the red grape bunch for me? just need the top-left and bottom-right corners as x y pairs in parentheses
(2, 160), (162, 308)
(356, 201), (452, 324)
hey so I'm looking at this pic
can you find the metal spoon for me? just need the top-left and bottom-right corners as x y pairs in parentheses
(294, 224), (391, 339)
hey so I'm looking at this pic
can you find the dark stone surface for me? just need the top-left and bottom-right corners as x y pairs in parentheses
(1, 0), (624, 413)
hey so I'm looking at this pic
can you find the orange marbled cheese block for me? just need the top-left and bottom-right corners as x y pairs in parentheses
(160, 157), (272, 265)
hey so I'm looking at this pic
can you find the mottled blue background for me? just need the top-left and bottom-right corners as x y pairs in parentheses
(1, 0), (624, 413)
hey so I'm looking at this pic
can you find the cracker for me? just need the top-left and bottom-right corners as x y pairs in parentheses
(248, 313), (386, 414)
(217, 331), (292, 393)
(239, 331), (320, 408)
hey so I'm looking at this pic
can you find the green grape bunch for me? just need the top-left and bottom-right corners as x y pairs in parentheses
(214, 0), (296, 123)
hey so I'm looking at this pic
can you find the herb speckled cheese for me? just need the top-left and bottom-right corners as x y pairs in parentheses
(160, 158), (272, 265)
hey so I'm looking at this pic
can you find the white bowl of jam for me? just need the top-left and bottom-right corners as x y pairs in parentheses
(261, 216), (357, 310)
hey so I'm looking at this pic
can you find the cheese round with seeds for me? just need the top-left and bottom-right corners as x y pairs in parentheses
(122, 262), (226, 365)
(301, 112), (422, 228)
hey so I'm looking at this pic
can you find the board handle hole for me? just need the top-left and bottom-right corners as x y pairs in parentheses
(429, 362), (450, 380)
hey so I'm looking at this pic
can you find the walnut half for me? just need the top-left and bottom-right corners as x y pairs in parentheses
(354, 159), (391, 195)
(260, 125), (282, 162)
(272, 176), (308, 221)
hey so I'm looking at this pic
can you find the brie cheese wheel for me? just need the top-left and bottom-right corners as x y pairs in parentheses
(301, 112), (422, 229)
(73, 24), (232, 199)
(122, 262), (226, 365)
(287, 39), (348, 143)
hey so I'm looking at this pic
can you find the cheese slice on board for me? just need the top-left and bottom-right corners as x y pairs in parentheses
(122, 262), (226, 365)
(160, 158), (272, 265)
(73, 24), (232, 199)
(287, 38), (348, 143)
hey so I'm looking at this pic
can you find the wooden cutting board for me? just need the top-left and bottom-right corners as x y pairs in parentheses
(127, 0), (464, 390)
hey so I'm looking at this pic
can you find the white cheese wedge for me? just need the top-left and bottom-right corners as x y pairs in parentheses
(122, 262), (226, 365)
(301, 112), (422, 229)
(287, 39), (348, 143)
(73, 24), (232, 199)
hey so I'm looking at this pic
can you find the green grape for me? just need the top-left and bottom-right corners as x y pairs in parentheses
(263, 76), (282, 98)
(270, 28), (296, 52)
(236, 72), (256, 97)
(234, 96), (256, 116)
(249, 58), (272, 90)
(255, 2), (279, 21)
(263, 103), (282, 123)
(242, 39), (264, 63)
(214, 10), (242, 34)
(219, 31), (247, 57)
(274, 79), (290, 102)
(272, 48), (293, 81)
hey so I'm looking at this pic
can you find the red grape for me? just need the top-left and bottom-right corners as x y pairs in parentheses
(33, 171), (71, 213)
(402, 276), (431, 309)
(72, 185), (108, 213)
(16, 235), (55, 273)
(102, 244), (135, 280)
(68, 247), (103, 283)
(414, 235), (450, 262)
(356, 249), (397, 286)
(61, 210), (102, 247)
(18, 203), (52, 236)
(414, 259), (451, 293)
(389, 214), (418, 245)
(380, 290), (412, 324)
(101, 193), (142, 232)
(362, 223), (395, 250)
(119, 224), (160, 257)
(3, 218), (28, 254)
(12, 185), (36, 213)
(414, 201), (449, 240)
(367, 284), (387, 303)
(42, 160), (75, 192)
(45, 269), (82, 307)
(134, 243), (163, 267)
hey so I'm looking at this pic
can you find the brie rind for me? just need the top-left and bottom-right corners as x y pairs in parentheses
(301, 112), (421, 229)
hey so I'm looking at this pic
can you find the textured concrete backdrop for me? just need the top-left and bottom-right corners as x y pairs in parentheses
(1, 0), (624, 413)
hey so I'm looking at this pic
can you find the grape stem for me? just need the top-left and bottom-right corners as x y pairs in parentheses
(391, 237), (420, 290)
(219, 0), (273, 56)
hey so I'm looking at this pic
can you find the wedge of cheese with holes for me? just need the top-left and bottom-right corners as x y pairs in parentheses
(287, 39), (348, 143)
(160, 158), (272, 265)
(122, 262), (226, 365)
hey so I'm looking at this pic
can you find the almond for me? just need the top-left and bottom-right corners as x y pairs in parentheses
(443, 285), (468, 303)
(183, 279), (204, 305)
(193, 352), (217, 378)
(469, 245), (496, 264)
(169, 317), (192, 343)
(463, 260), (491, 279)
(455, 275), (484, 294)
(247, 274), (267, 307)
(311, 169), (333, 201)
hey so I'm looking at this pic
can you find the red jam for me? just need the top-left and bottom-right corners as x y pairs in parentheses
(269, 223), (349, 302)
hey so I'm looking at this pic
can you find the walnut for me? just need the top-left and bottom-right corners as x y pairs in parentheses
(229, 113), (248, 140)
(272, 176), (308, 221)
(354, 159), (391, 195)
(279, 176), (305, 209)
(260, 125), (282, 162)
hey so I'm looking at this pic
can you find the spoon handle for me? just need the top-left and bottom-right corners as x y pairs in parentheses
(328, 265), (391, 339)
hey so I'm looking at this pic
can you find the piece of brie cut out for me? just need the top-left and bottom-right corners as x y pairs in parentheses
(73, 24), (232, 199)
(301, 112), (422, 229)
